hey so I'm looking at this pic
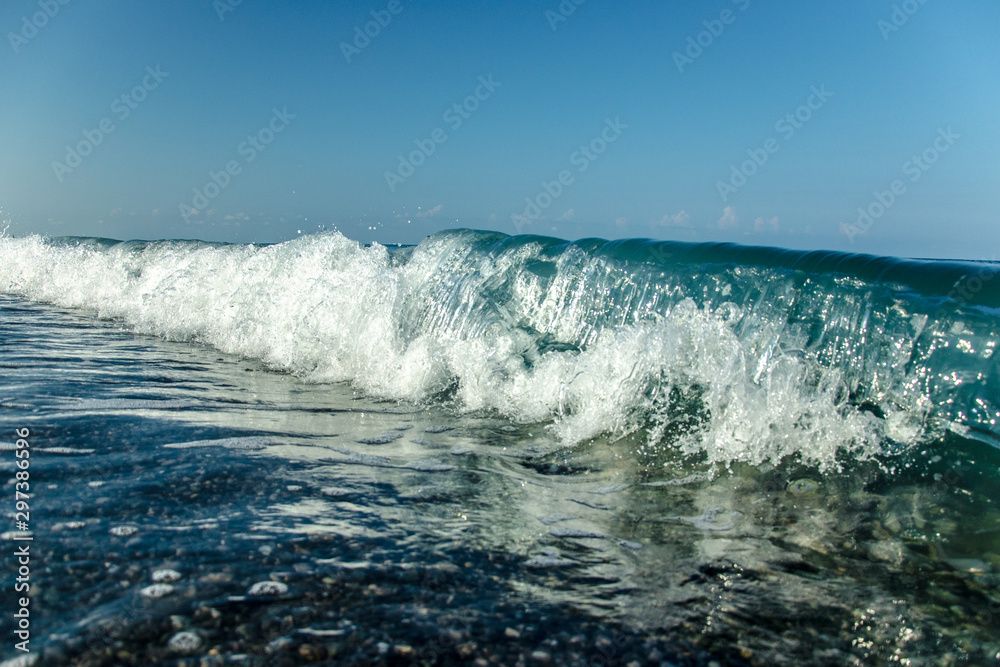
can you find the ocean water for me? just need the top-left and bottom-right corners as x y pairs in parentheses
(0, 229), (998, 666)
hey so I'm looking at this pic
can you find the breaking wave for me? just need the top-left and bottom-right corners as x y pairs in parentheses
(1, 229), (997, 469)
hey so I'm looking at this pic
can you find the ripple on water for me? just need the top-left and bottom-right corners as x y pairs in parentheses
(163, 436), (274, 451)
(357, 432), (403, 445)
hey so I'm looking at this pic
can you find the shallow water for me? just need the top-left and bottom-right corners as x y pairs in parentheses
(2, 296), (1000, 666)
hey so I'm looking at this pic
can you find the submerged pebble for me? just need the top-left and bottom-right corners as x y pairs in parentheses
(152, 569), (183, 583)
(167, 631), (202, 653)
(788, 479), (820, 497)
(139, 583), (175, 599)
(945, 558), (991, 574)
(52, 521), (86, 531)
(248, 581), (288, 596)
(110, 525), (138, 537)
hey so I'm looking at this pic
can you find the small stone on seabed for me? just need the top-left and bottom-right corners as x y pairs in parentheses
(110, 525), (137, 537)
(167, 630), (202, 653)
(298, 644), (327, 660)
(140, 583), (175, 599)
(505, 627), (521, 639)
(531, 650), (551, 662)
(787, 478), (820, 497)
(266, 637), (294, 654)
(52, 521), (85, 531)
(153, 568), (183, 583)
(248, 580), (288, 596)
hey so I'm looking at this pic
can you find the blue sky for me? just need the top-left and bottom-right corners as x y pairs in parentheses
(1, 0), (997, 259)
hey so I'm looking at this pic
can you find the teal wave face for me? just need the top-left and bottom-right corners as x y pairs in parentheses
(402, 230), (999, 443)
(1, 229), (998, 467)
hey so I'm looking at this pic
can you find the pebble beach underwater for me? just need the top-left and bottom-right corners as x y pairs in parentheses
(0, 229), (998, 665)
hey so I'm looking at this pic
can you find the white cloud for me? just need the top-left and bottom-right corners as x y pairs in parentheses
(718, 206), (738, 229)
(615, 216), (628, 227)
(415, 204), (443, 218)
(754, 216), (779, 232)
(556, 209), (575, 221)
(657, 210), (691, 227)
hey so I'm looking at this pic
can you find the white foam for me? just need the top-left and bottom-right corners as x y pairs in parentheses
(0, 232), (900, 469)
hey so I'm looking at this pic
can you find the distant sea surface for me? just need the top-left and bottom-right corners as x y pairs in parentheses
(1, 229), (998, 665)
